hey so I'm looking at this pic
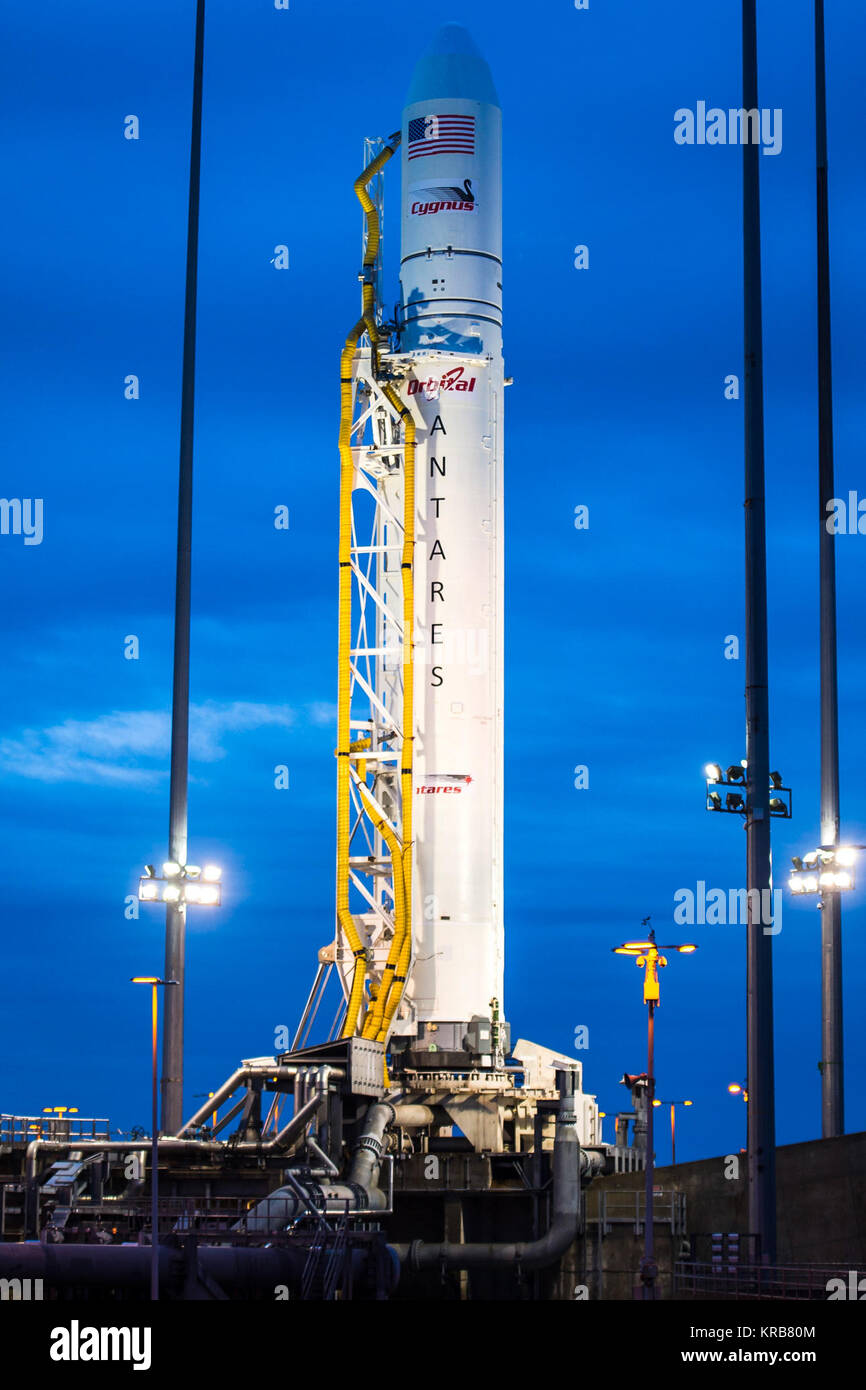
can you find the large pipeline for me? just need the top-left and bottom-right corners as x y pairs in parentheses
(0, 1238), (399, 1299)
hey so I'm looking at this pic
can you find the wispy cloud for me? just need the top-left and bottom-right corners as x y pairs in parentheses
(306, 701), (337, 727)
(0, 700), (320, 785)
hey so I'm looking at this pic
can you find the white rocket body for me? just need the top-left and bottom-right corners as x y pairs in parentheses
(392, 29), (505, 1036)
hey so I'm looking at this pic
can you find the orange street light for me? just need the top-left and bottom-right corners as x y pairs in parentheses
(131, 976), (178, 1302)
(612, 921), (697, 1298)
(653, 1098), (694, 1165)
(612, 937), (697, 1004)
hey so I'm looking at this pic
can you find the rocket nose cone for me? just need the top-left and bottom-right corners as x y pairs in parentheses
(405, 23), (499, 107)
(428, 22), (483, 56)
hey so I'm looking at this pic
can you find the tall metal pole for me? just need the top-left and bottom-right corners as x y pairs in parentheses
(644, 1002), (655, 1298)
(815, 0), (844, 1139)
(671, 1103), (676, 1167)
(162, 0), (205, 1136)
(150, 984), (159, 1301)
(742, 0), (777, 1263)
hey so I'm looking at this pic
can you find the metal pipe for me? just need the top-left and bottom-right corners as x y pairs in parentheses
(209, 1096), (247, 1138)
(291, 962), (328, 1051)
(302, 965), (333, 1048)
(24, 1106), (338, 1193)
(240, 1067), (337, 1154)
(262, 1090), (324, 1153)
(393, 1071), (596, 1272)
(742, 0), (777, 1265)
(391, 1104), (434, 1128)
(347, 1102), (396, 1206)
(241, 1089), (397, 1234)
(296, 1068), (308, 1119)
(306, 1135), (339, 1176)
(0, 1239), (398, 1299)
(25, 1138), (225, 1190)
(815, 0), (844, 1140)
(161, 0), (206, 1138)
(176, 1065), (302, 1136)
(24, 1130), (334, 1198)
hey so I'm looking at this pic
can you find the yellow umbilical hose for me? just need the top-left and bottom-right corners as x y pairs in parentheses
(374, 384), (415, 1042)
(359, 784), (408, 1040)
(355, 164), (418, 1041)
(349, 736), (369, 783)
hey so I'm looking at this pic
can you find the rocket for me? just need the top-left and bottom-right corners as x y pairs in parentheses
(330, 24), (506, 1068)
(396, 25), (505, 1052)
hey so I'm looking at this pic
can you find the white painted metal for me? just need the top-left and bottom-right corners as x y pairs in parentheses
(394, 35), (505, 1030)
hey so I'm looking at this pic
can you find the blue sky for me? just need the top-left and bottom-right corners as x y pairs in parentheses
(2, 0), (865, 1162)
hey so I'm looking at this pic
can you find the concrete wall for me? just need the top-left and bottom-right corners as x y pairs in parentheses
(585, 1130), (866, 1297)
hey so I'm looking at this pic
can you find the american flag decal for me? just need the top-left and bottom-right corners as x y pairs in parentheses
(407, 114), (475, 161)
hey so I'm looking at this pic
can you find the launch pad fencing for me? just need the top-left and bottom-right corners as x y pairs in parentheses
(1, 1115), (111, 1144)
(674, 1259), (853, 1300)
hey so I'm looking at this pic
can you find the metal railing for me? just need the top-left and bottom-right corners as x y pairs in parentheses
(613, 1146), (646, 1174)
(61, 1194), (276, 1237)
(0, 1115), (111, 1145)
(37, 1193), (380, 1242)
(675, 1259), (855, 1300)
(585, 1188), (687, 1236)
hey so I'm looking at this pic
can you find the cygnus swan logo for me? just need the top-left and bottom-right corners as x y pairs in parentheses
(410, 178), (476, 216)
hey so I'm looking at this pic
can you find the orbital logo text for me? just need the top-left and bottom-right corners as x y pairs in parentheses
(407, 367), (476, 398)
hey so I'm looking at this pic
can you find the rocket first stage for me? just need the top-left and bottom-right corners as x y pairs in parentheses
(330, 24), (508, 1075)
